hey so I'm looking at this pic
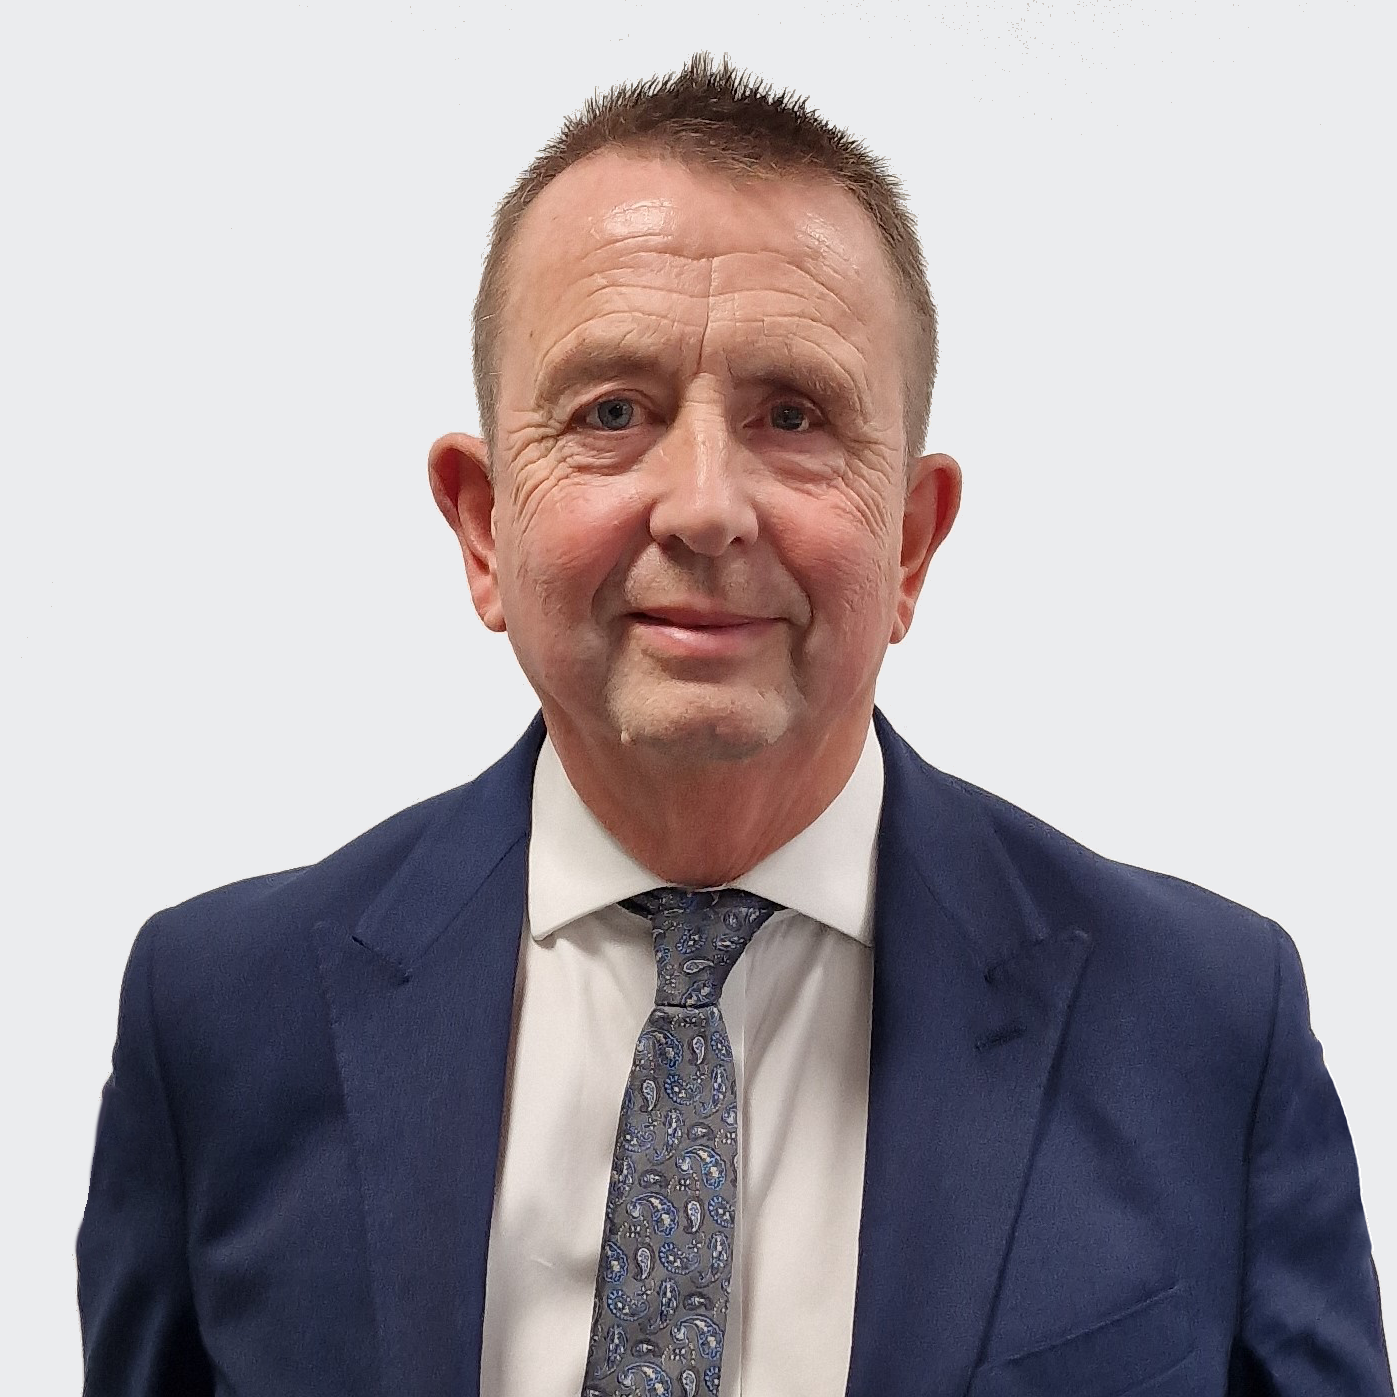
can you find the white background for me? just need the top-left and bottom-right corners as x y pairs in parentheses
(3, 0), (1392, 1385)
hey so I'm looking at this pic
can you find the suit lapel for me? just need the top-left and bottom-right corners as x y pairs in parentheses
(313, 719), (544, 1397)
(845, 715), (1092, 1396)
(310, 710), (1086, 1394)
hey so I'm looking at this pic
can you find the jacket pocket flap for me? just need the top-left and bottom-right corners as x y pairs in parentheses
(970, 1283), (1194, 1397)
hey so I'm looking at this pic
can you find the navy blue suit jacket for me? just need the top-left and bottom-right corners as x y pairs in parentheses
(79, 714), (1392, 1394)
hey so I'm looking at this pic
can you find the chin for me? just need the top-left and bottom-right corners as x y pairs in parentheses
(607, 683), (795, 763)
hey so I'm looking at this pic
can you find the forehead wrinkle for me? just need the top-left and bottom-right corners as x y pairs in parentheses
(704, 241), (873, 299)
(573, 239), (718, 284)
(707, 277), (861, 329)
(699, 253), (717, 377)
(512, 240), (712, 339)
(571, 274), (715, 318)
(703, 251), (893, 373)
(528, 250), (714, 339)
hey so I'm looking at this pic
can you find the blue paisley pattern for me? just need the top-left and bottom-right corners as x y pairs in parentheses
(581, 888), (779, 1397)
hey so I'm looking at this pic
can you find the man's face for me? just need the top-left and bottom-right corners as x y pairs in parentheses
(434, 151), (958, 768)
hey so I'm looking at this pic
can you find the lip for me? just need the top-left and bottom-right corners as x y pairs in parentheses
(632, 607), (767, 628)
(626, 609), (780, 659)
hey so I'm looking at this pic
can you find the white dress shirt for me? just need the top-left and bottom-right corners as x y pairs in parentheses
(478, 726), (884, 1396)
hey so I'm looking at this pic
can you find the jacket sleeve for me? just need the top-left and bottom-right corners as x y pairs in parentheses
(1230, 924), (1393, 1393)
(77, 918), (214, 1396)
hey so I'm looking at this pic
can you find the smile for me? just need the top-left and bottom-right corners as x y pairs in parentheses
(627, 611), (780, 659)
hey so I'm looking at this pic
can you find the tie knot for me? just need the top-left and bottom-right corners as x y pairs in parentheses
(623, 887), (781, 1008)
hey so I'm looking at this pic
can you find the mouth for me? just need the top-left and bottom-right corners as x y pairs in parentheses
(626, 608), (781, 659)
(632, 608), (767, 628)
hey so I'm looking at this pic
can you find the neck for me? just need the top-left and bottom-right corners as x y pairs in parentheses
(548, 710), (872, 887)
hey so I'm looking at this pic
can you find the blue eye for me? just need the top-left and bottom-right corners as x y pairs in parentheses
(587, 397), (635, 430)
(770, 403), (811, 432)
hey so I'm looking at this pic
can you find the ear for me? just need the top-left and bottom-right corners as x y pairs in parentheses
(891, 451), (961, 644)
(427, 432), (506, 632)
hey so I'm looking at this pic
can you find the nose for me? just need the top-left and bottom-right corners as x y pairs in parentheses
(646, 406), (759, 557)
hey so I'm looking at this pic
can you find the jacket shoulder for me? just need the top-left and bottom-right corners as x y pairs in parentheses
(137, 718), (543, 969)
(879, 716), (1286, 1003)
(951, 764), (1279, 944)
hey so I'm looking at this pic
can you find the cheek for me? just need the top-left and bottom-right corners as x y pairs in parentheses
(778, 504), (902, 636)
(498, 474), (644, 613)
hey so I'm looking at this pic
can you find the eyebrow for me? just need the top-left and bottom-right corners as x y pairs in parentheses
(532, 342), (674, 413)
(728, 354), (861, 418)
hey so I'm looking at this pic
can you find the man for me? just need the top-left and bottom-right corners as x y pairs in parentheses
(78, 54), (1390, 1397)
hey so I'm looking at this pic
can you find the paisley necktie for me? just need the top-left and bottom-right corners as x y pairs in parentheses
(580, 887), (781, 1397)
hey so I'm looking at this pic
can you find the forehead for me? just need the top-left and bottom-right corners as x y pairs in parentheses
(499, 150), (904, 386)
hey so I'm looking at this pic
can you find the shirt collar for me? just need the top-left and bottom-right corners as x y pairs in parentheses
(526, 724), (884, 946)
